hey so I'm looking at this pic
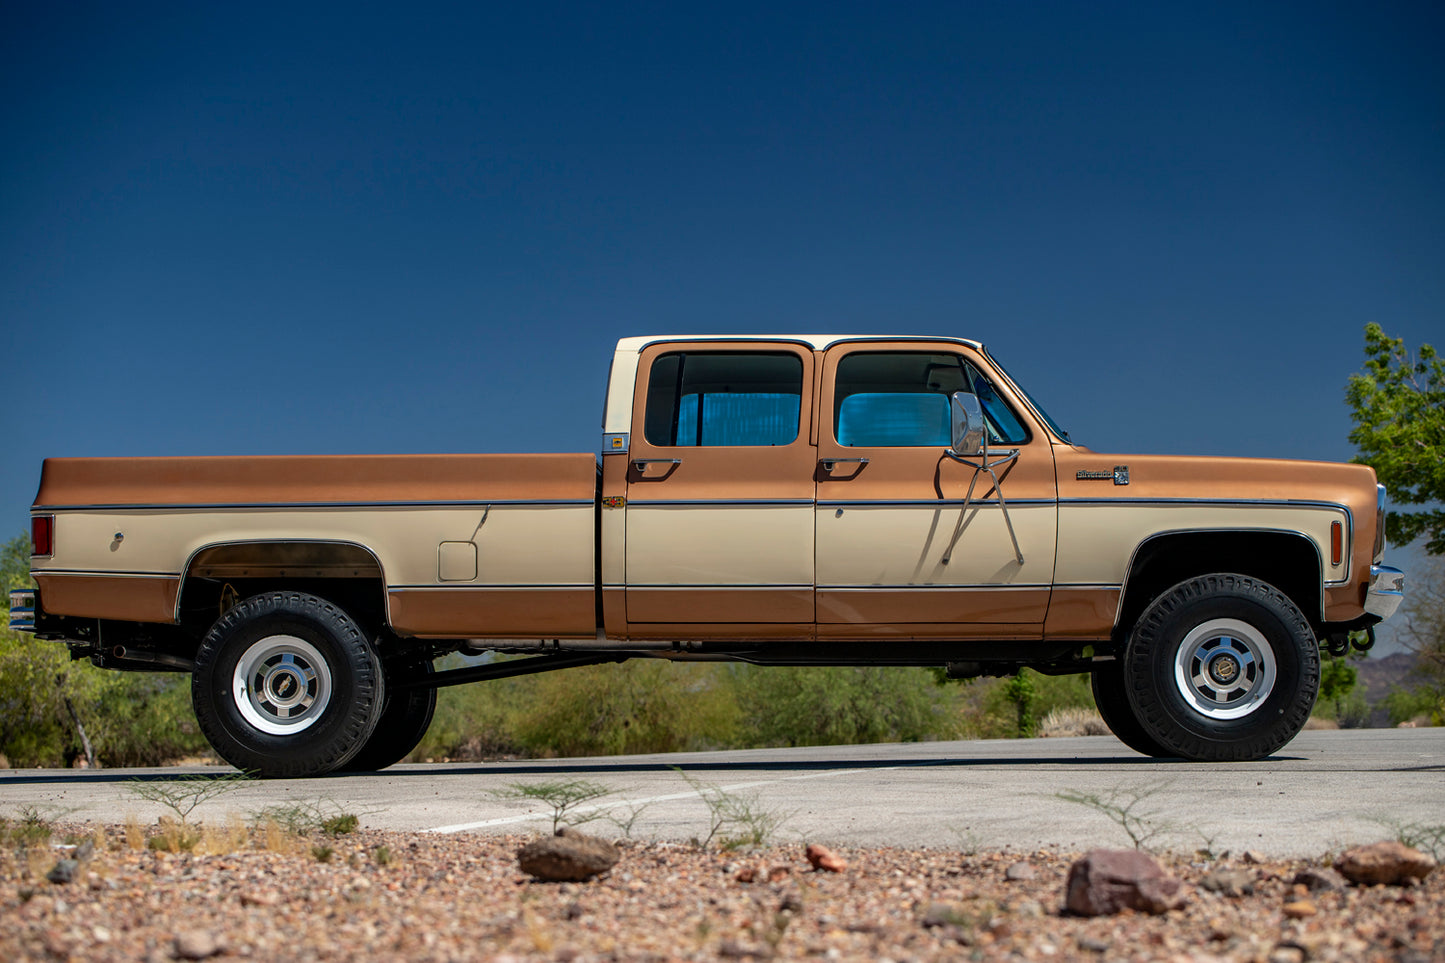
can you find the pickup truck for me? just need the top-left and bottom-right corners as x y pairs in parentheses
(10, 335), (1406, 776)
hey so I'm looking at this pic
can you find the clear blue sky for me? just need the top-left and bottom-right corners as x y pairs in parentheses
(3, 2), (1440, 616)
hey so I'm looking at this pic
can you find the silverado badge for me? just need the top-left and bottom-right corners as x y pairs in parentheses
(1076, 466), (1130, 486)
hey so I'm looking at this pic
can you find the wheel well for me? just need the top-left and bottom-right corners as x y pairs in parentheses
(1115, 531), (1322, 644)
(177, 541), (388, 641)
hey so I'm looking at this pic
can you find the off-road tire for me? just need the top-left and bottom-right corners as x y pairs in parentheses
(1124, 573), (1319, 762)
(1090, 661), (1173, 758)
(192, 592), (384, 778)
(340, 658), (436, 772)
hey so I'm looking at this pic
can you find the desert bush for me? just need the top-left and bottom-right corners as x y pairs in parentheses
(516, 661), (739, 757)
(729, 665), (960, 747)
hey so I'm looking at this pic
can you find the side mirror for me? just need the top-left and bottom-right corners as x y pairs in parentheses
(949, 392), (986, 457)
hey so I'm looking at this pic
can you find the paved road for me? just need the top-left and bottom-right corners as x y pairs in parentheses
(2, 729), (1441, 857)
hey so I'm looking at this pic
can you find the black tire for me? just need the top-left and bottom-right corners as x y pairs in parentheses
(192, 592), (384, 778)
(340, 657), (436, 772)
(1123, 573), (1319, 762)
(1090, 661), (1174, 758)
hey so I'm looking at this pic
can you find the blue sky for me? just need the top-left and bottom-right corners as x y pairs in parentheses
(2, 2), (1440, 640)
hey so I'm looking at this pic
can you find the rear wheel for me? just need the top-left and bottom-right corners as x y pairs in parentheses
(341, 657), (436, 772)
(192, 592), (384, 778)
(1123, 574), (1318, 761)
(1090, 662), (1172, 757)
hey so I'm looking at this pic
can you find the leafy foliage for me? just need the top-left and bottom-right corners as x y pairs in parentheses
(729, 665), (959, 747)
(1345, 323), (1445, 554)
(1385, 553), (1445, 725)
(0, 532), (210, 768)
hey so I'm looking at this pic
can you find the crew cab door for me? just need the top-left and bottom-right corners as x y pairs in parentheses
(814, 342), (1058, 638)
(624, 341), (816, 637)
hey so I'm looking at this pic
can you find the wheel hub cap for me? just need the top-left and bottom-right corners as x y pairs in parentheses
(232, 635), (333, 736)
(1173, 618), (1277, 721)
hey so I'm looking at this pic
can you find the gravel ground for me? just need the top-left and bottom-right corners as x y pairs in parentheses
(2, 822), (1440, 962)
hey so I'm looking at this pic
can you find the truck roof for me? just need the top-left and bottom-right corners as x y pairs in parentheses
(614, 334), (985, 353)
(603, 335), (988, 435)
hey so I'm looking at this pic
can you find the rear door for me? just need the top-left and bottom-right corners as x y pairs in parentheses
(624, 341), (816, 639)
(814, 341), (1058, 639)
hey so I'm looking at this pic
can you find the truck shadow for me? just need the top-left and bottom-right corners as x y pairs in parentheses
(11, 751), (1396, 785)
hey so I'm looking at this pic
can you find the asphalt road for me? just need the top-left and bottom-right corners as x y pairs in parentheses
(2, 729), (1441, 857)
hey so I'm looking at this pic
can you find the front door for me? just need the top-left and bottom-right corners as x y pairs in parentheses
(624, 341), (817, 639)
(814, 342), (1058, 639)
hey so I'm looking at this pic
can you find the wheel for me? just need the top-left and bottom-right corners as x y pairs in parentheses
(340, 656), (436, 772)
(1123, 573), (1319, 762)
(192, 592), (384, 778)
(1090, 661), (1173, 757)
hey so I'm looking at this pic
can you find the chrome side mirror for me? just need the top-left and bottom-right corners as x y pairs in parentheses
(949, 391), (985, 458)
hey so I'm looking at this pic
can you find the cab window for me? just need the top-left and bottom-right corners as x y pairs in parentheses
(644, 352), (803, 447)
(834, 351), (1028, 447)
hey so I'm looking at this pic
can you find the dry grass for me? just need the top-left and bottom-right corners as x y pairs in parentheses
(1036, 706), (1111, 738)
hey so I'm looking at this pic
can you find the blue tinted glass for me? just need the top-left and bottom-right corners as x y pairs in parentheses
(837, 393), (949, 447)
(678, 392), (801, 446)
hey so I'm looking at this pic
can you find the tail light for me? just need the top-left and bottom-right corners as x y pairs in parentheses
(32, 514), (53, 557)
(1330, 521), (1343, 566)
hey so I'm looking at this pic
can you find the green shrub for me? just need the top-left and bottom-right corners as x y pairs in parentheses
(730, 665), (961, 747)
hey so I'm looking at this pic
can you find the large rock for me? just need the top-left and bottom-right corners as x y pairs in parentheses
(517, 829), (620, 882)
(1064, 849), (1185, 916)
(1333, 841), (1435, 886)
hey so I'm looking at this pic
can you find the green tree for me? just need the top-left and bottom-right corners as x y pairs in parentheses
(1, 532), (207, 767)
(1388, 553), (1445, 725)
(1318, 654), (1358, 718)
(1345, 324), (1445, 554)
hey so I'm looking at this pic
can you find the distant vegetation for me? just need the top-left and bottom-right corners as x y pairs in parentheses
(0, 534), (209, 769)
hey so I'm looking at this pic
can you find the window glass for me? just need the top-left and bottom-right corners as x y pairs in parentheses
(833, 351), (1028, 447)
(644, 352), (803, 447)
(838, 393), (949, 447)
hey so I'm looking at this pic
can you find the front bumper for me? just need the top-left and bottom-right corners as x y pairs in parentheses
(1365, 565), (1405, 621)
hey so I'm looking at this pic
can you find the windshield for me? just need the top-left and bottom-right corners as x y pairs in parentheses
(982, 348), (1073, 444)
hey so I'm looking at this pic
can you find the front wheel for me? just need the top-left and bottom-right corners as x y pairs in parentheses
(192, 592), (384, 778)
(1124, 574), (1319, 762)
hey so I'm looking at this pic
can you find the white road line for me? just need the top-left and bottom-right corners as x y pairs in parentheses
(424, 765), (905, 834)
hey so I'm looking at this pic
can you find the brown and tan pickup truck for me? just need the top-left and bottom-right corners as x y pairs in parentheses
(10, 335), (1406, 776)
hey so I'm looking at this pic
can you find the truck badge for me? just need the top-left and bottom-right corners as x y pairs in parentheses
(1076, 466), (1130, 485)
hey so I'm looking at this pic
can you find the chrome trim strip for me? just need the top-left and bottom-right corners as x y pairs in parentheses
(176, 538), (390, 624)
(817, 499), (1056, 508)
(1116, 527), (1333, 626)
(33, 569), (180, 579)
(389, 584), (593, 591)
(626, 499), (815, 508)
(625, 584), (814, 590)
(1060, 498), (1353, 512)
(1052, 583), (1124, 591)
(819, 583), (1050, 592)
(35, 499), (596, 512)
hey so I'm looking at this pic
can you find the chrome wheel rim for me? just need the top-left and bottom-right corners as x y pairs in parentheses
(232, 635), (332, 735)
(1173, 618), (1276, 720)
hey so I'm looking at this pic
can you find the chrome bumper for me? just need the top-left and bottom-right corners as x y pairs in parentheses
(8, 588), (36, 632)
(1365, 565), (1405, 621)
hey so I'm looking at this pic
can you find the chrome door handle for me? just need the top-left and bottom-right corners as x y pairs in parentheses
(632, 458), (682, 472)
(820, 457), (870, 472)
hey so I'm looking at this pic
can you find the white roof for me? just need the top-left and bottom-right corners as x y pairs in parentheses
(614, 334), (984, 353)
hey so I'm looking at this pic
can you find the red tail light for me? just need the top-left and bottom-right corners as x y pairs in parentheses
(1330, 521), (1342, 566)
(32, 515), (53, 557)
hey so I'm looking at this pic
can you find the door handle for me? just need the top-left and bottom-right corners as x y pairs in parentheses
(820, 457), (869, 472)
(632, 458), (682, 472)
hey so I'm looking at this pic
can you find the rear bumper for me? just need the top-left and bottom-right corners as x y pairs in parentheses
(1365, 565), (1405, 621)
(8, 588), (35, 632)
